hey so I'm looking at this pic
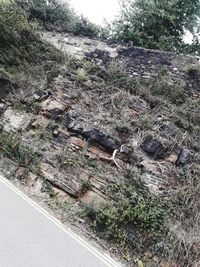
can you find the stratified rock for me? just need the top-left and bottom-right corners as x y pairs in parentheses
(140, 135), (167, 159)
(85, 49), (111, 65)
(53, 130), (70, 145)
(166, 153), (178, 164)
(64, 113), (121, 152)
(64, 113), (74, 129)
(41, 98), (68, 117)
(40, 162), (80, 198)
(0, 157), (18, 178)
(141, 173), (164, 196)
(33, 90), (45, 101)
(141, 159), (162, 176)
(120, 145), (139, 164)
(176, 148), (190, 166)
(40, 162), (92, 198)
(81, 186), (107, 208)
(32, 116), (49, 129)
(33, 90), (51, 101)
(82, 129), (121, 152)
(2, 108), (31, 132)
(67, 108), (81, 119)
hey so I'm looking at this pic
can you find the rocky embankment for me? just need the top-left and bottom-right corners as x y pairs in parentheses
(0, 32), (200, 266)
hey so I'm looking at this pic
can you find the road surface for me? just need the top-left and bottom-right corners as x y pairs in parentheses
(0, 175), (119, 267)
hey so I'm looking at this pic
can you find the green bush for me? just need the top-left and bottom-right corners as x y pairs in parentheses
(112, 0), (200, 53)
(0, 131), (39, 167)
(0, 3), (61, 66)
(0, 2), (63, 98)
(151, 79), (186, 105)
(17, 0), (75, 30)
(86, 182), (168, 245)
(17, 0), (100, 38)
(73, 16), (99, 38)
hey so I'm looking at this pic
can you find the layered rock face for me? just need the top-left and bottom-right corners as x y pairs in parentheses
(0, 32), (200, 266)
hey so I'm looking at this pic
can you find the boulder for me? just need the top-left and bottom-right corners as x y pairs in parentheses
(41, 98), (68, 117)
(176, 148), (190, 166)
(2, 108), (31, 132)
(64, 113), (121, 152)
(140, 135), (167, 159)
(82, 129), (121, 152)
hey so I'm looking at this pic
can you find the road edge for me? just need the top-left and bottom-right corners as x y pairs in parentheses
(0, 174), (121, 267)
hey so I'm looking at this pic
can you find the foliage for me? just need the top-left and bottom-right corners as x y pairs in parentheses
(0, 3), (61, 66)
(150, 79), (186, 105)
(17, 0), (75, 30)
(81, 179), (91, 194)
(112, 0), (200, 52)
(73, 16), (99, 38)
(0, 131), (39, 167)
(0, 2), (63, 97)
(17, 0), (100, 38)
(77, 68), (88, 82)
(86, 180), (168, 245)
(188, 66), (200, 83)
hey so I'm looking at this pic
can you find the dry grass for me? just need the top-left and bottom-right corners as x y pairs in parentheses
(160, 180), (200, 266)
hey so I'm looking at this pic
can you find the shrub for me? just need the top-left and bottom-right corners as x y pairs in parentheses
(17, 0), (101, 38)
(17, 0), (75, 31)
(112, 0), (200, 53)
(188, 66), (200, 84)
(73, 16), (99, 38)
(86, 181), (168, 246)
(0, 2), (63, 97)
(151, 79), (186, 105)
(0, 131), (39, 167)
(0, 3), (62, 66)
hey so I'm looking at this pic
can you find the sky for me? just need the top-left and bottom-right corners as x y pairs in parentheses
(69, 0), (194, 44)
(69, 0), (120, 25)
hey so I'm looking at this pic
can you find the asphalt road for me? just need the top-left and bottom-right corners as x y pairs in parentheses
(0, 176), (119, 267)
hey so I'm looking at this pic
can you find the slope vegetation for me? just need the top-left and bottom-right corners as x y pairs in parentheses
(0, 1), (200, 266)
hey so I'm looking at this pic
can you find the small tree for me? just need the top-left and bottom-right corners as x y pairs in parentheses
(16, 0), (101, 38)
(16, 0), (75, 30)
(112, 0), (200, 51)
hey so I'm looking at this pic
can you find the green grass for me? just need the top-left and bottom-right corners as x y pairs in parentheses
(0, 0), (10, 4)
(0, 131), (40, 170)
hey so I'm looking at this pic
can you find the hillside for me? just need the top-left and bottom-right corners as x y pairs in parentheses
(1, 2), (200, 267)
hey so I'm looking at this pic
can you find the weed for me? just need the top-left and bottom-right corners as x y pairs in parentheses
(139, 115), (153, 129)
(48, 194), (75, 220)
(160, 179), (200, 266)
(43, 120), (59, 140)
(0, 131), (40, 169)
(151, 79), (186, 105)
(188, 66), (200, 83)
(87, 159), (103, 172)
(104, 61), (141, 94)
(77, 68), (88, 82)
(85, 180), (168, 248)
(13, 102), (27, 113)
(81, 179), (91, 194)
(58, 149), (84, 169)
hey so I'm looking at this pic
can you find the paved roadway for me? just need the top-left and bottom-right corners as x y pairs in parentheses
(0, 176), (119, 267)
